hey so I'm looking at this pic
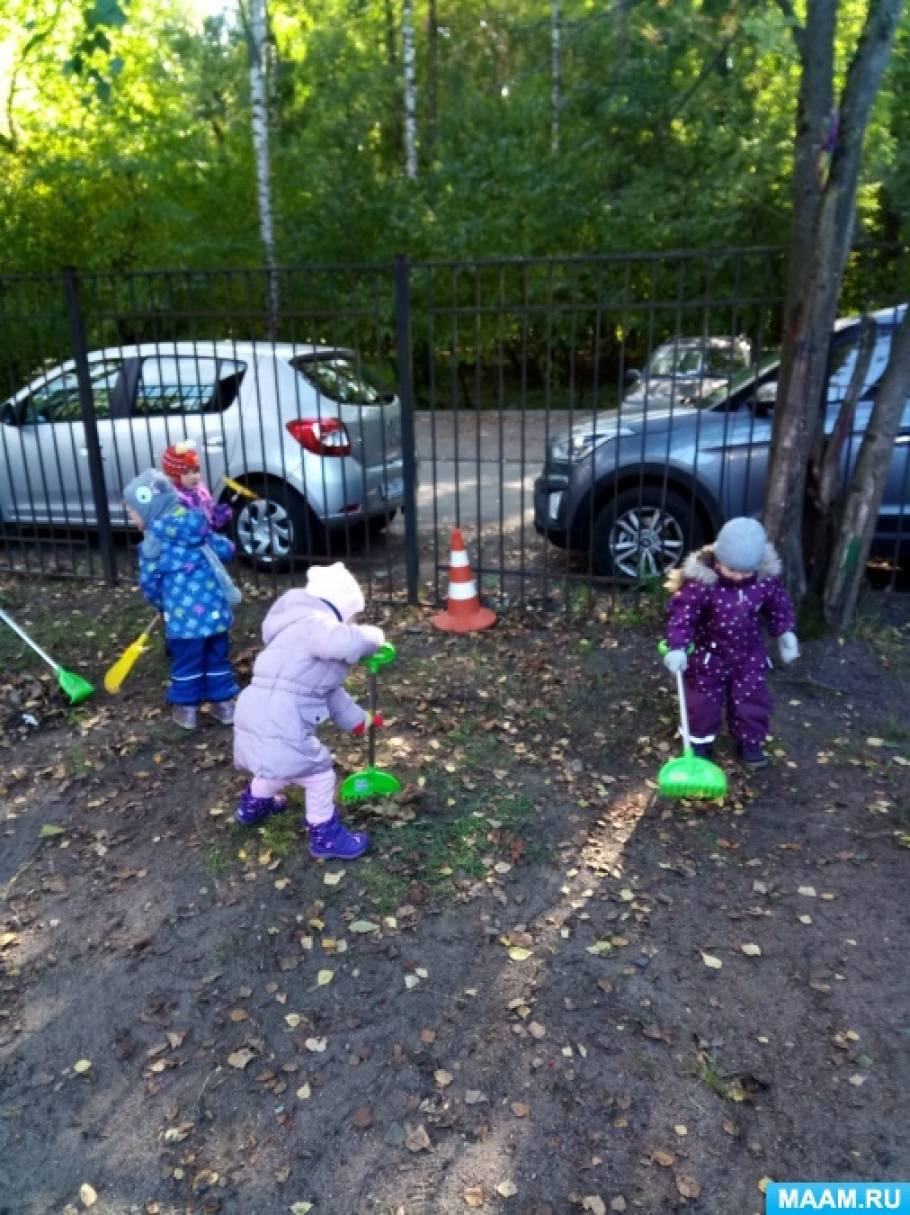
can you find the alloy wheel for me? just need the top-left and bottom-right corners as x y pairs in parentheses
(608, 505), (685, 579)
(236, 498), (294, 562)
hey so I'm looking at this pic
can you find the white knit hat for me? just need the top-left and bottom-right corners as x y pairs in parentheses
(306, 562), (365, 622)
(714, 517), (768, 573)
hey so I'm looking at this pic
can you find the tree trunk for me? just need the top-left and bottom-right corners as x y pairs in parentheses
(551, 0), (561, 156)
(248, 0), (278, 334)
(809, 314), (875, 592)
(764, 0), (904, 600)
(823, 307), (910, 630)
(426, 0), (437, 156)
(402, 0), (418, 179)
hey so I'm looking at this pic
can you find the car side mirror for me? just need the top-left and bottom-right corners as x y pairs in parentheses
(0, 403), (17, 426)
(625, 368), (641, 385)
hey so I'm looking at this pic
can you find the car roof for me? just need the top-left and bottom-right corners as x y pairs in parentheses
(87, 341), (351, 361)
(653, 335), (741, 349)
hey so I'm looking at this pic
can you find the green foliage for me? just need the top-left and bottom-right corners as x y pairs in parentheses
(0, 0), (906, 277)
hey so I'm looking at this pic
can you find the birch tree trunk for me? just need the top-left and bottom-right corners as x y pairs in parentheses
(402, 0), (418, 180)
(551, 0), (561, 156)
(823, 307), (910, 630)
(763, 0), (904, 600)
(427, 0), (438, 157)
(248, 0), (278, 333)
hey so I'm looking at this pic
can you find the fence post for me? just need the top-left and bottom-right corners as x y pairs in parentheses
(394, 253), (420, 605)
(63, 266), (117, 585)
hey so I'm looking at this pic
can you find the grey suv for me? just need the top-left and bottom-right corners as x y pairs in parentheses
(534, 306), (910, 578)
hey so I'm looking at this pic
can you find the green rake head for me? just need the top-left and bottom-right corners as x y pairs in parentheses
(658, 750), (727, 800)
(365, 642), (397, 674)
(58, 668), (95, 706)
(339, 766), (402, 804)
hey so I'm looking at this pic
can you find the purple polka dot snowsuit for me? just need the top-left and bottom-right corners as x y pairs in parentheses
(665, 544), (796, 749)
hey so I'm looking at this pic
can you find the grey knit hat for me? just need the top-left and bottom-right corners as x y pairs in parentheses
(122, 469), (181, 531)
(714, 517), (768, 573)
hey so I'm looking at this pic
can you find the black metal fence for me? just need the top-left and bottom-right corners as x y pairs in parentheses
(1, 244), (908, 608)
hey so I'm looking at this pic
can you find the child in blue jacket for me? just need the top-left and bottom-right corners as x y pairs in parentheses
(122, 469), (240, 729)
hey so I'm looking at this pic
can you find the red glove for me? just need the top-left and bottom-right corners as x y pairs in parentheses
(352, 712), (383, 736)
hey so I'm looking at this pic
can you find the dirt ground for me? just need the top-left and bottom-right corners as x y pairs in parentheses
(1, 575), (908, 1215)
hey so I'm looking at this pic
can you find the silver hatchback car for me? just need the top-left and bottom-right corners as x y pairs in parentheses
(0, 341), (405, 564)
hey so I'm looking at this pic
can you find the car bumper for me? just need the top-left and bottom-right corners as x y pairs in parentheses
(286, 454), (407, 525)
(533, 471), (571, 545)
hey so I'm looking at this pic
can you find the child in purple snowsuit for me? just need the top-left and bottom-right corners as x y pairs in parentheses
(662, 517), (800, 767)
(233, 562), (385, 860)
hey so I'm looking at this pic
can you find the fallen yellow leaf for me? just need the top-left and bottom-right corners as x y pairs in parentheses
(508, 946), (532, 962)
(316, 970), (334, 987)
(80, 1182), (98, 1208)
(700, 952), (723, 970)
(73, 1059), (92, 1075)
(740, 943), (762, 957)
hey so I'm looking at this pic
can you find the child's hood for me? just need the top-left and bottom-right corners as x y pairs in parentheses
(148, 504), (210, 548)
(665, 541), (782, 593)
(261, 589), (332, 646)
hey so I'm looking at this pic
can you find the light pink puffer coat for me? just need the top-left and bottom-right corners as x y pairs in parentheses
(233, 590), (380, 782)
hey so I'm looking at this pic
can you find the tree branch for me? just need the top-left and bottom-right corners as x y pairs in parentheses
(774, 0), (805, 57)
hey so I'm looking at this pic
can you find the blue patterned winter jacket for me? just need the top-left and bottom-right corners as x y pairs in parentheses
(138, 507), (236, 639)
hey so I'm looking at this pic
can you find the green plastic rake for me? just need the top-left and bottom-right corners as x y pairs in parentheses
(657, 641), (727, 801)
(340, 642), (401, 804)
(0, 605), (95, 705)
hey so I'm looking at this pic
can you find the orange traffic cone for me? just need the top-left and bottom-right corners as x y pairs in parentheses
(432, 528), (497, 634)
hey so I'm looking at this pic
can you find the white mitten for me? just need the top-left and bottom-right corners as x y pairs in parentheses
(663, 648), (688, 675)
(778, 631), (800, 664)
(360, 624), (386, 650)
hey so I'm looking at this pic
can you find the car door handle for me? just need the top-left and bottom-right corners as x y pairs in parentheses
(79, 446), (107, 459)
(896, 434), (910, 445)
(205, 438), (225, 449)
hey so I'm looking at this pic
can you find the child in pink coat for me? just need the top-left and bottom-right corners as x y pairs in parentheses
(233, 563), (384, 860)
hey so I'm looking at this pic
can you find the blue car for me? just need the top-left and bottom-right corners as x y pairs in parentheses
(534, 306), (910, 579)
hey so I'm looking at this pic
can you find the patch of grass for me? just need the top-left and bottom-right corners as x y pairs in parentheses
(797, 592), (828, 641)
(359, 791), (538, 911)
(205, 844), (232, 877)
(611, 577), (669, 630)
(853, 609), (909, 671)
(254, 811), (302, 860)
(694, 1050), (732, 1100)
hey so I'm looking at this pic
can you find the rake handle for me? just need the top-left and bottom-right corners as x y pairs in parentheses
(675, 669), (692, 754)
(367, 669), (377, 768)
(0, 606), (60, 674)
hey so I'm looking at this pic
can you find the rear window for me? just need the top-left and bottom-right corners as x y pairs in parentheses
(134, 356), (246, 416)
(290, 355), (393, 405)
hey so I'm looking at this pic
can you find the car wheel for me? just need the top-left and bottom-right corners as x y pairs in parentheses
(231, 477), (321, 570)
(591, 488), (701, 580)
(367, 507), (398, 536)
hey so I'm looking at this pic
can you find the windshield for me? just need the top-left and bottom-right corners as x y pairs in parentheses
(698, 353), (780, 409)
(648, 345), (703, 376)
(646, 340), (749, 379)
(290, 354), (393, 405)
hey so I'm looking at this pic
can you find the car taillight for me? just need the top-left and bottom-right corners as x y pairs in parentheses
(286, 417), (352, 456)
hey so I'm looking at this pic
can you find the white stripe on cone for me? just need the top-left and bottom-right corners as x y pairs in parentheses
(447, 580), (478, 600)
(449, 550), (470, 567)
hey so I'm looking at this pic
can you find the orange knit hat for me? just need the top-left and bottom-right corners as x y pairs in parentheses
(161, 441), (200, 483)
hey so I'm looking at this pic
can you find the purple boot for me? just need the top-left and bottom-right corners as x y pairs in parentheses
(307, 812), (370, 861)
(235, 785), (288, 827)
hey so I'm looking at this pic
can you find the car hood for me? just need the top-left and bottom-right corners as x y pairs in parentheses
(622, 376), (727, 411)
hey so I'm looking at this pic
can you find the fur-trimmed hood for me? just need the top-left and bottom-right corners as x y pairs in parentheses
(665, 541), (782, 594)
